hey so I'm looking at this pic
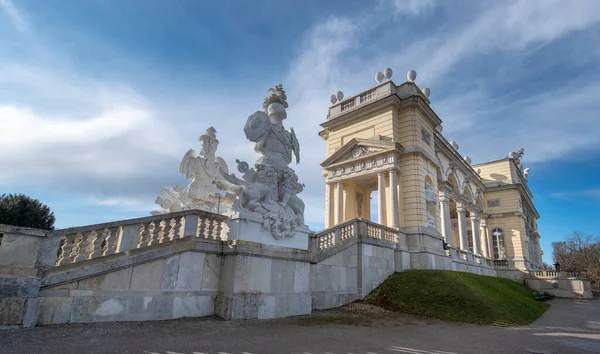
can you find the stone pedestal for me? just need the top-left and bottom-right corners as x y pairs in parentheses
(226, 212), (310, 250)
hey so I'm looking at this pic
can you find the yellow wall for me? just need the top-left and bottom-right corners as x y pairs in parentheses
(476, 160), (513, 185)
(485, 215), (526, 260)
(325, 108), (394, 157)
(483, 188), (521, 214)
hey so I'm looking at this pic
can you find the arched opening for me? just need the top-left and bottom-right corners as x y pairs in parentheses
(491, 227), (506, 259)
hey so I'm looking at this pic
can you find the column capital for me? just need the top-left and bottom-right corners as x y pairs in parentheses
(455, 199), (467, 212)
(470, 211), (480, 220)
(388, 169), (397, 176)
(480, 218), (487, 227)
(438, 191), (451, 203)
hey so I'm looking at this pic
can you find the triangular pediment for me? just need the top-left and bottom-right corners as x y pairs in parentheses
(321, 136), (404, 168)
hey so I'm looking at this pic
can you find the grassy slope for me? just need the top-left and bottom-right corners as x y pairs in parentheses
(364, 270), (549, 326)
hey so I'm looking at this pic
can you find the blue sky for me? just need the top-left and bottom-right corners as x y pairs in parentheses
(1, 0), (599, 264)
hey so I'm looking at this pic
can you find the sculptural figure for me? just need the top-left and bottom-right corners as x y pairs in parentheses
(509, 148), (525, 170)
(152, 127), (234, 215)
(220, 84), (306, 239)
(424, 182), (437, 228)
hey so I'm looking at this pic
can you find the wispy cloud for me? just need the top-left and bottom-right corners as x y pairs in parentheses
(0, 0), (29, 33)
(552, 189), (600, 200)
(390, 0), (436, 17)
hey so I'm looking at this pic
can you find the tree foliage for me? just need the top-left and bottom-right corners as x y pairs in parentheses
(552, 231), (600, 286)
(0, 194), (56, 230)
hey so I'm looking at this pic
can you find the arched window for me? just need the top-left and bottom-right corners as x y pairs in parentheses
(491, 228), (506, 259)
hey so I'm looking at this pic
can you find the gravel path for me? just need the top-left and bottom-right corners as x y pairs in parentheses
(1, 299), (598, 354)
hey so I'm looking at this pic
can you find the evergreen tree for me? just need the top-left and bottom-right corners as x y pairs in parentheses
(0, 194), (56, 230)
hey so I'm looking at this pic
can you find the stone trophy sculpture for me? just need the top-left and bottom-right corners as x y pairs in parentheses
(219, 84), (307, 240)
(151, 127), (235, 215)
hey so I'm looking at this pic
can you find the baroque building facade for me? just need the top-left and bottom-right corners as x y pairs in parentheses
(319, 71), (543, 271)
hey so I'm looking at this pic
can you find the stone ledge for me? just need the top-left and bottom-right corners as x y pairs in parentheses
(0, 224), (48, 237)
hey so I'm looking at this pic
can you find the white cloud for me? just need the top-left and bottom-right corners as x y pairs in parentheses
(0, 0), (29, 33)
(390, 0), (436, 16)
(552, 190), (600, 200)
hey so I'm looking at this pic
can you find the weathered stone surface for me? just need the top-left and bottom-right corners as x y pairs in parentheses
(173, 296), (214, 318)
(126, 296), (173, 322)
(70, 296), (128, 323)
(201, 254), (220, 291)
(0, 297), (26, 325)
(130, 260), (165, 290)
(0, 277), (40, 297)
(257, 295), (275, 319)
(78, 267), (133, 290)
(176, 252), (205, 291)
(0, 234), (43, 269)
(161, 255), (180, 290)
(37, 297), (73, 325)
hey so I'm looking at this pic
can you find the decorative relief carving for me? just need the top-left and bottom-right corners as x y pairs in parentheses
(424, 182), (437, 228)
(487, 199), (500, 207)
(356, 191), (364, 218)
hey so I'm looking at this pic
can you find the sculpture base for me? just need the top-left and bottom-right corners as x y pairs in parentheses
(226, 212), (310, 250)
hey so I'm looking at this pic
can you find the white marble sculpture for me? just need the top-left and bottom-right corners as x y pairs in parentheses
(151, 127), (235, 215)
(219, 84), (306, 240)
(509, 148), (525, 170)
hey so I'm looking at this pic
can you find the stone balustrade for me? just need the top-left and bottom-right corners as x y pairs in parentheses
(310, 218), (399, 254)
(493, 259), (509, 267)
(528, 270), (588, 279)
(0, 210), (227, 270)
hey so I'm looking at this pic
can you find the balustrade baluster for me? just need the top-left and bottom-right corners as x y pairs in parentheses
(138, 222), (150, 248)
(159, 219), (170, 243)
(207, 218), (215, 240)
(72, 232), (87, 262)
(56, 237), (73, 265)
(148, 221), (160, 245)
(173, 217), (184, 239)
(103, 227), (120, 256)
(89, 230), (105, 259)
(215, 219), (223, 241)
(197, 216), (207, 238)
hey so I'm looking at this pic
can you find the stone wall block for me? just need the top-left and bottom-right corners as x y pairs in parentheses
(130, 259), (165, 290)
(173, 296), (214, 318)
(293, 262), (310, 293)
(161, 255), (180, 290)
(0, 298), (27, 325)
(270, 259), (283, 293)
(36, 296), (73, 325)
(201, 254), (221, 292)
(281, 260), (296, 292)
(175, 252), (205, 291)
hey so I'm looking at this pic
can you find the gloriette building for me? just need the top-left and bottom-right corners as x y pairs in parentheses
(319, 69), (543, 271)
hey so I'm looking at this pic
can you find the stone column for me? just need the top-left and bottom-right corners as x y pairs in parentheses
(326, 183), (335, 228)
(470, 212), (481, 255)
(336, 182), (344, 225)
(389, 170), (399, 228)
(456, 200), (469, 251)
(377, 171), (386, 225)
(480, 218), (490, 258)
(438, 189), (452, 247)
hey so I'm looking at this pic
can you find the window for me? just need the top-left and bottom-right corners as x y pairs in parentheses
(421, 127), (431, 145)
(467, 230), (473, 252)
(491, 228), (506, 259)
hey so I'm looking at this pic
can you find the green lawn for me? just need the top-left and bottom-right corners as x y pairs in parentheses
(364, 270), (549, 326)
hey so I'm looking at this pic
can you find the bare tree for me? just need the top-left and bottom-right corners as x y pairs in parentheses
(552, 231), (600, 287)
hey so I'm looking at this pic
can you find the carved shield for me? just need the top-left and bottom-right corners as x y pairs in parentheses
(244, 111), (270, 142)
